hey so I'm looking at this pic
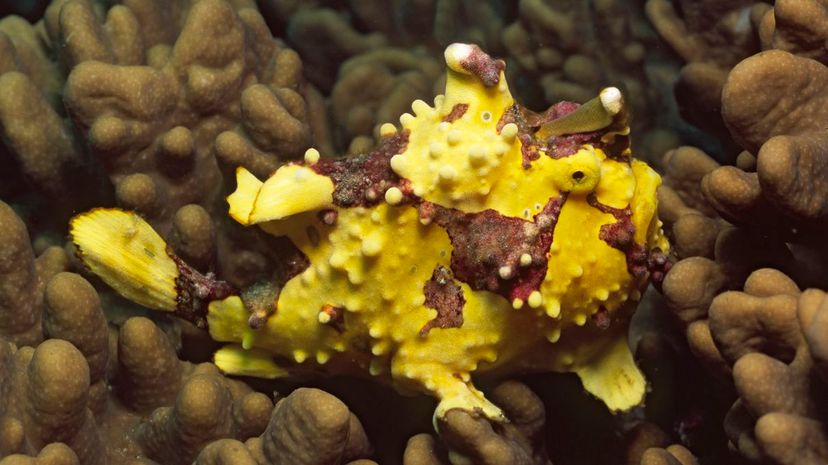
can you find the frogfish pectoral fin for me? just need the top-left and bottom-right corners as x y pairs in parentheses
(70, 208), (237, 328)
(574, 329), (646, 412)
(227, 165), (334, 226)
(70, 208), (180, 312)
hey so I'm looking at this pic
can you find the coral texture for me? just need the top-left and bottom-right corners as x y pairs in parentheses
(652, 0), (828, 463)
(12, 0), (828, 463)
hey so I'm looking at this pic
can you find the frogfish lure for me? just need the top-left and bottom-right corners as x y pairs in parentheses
(70, 43), (669, 423)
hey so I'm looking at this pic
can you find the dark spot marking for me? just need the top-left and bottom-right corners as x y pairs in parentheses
(169, 247), (238, 329)
(587, 194), (670, 284)
(418, 195), (566, 302)
(572, 171), (585, 181)
(592, 306), (611, 330)
(306, 226), (320, 247)
(311, 131), (410, 208)
(318, 209), (338, 226)
(319, 304), (346, 333)
(420, 265), (465, 336)
(242, 280), (281, 329)
(646, 248), (672, 291)
(443, 103), (469, 123)
(458, 45), (505, 87)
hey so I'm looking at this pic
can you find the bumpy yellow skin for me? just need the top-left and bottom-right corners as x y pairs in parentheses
(69, 44), (666, 423)
(217, 44), (668, 420)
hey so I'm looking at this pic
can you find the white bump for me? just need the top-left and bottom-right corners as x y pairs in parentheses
(547, 328), (561, 343)
(293, 350), (308, 363)
(447, 129), (462, 145)
(519, 253), (532, 267)
(434, 94), (445, 107)
(528, 291), (543, 308)
(498, 266), (512, 279)
(328, 251), (347, 268)
(438, 165), (457, 183)
(512, 298), (524, 309)
(400, 112), (415, 126)
(318, 312), (331, 324)
(303, 147), (320, 165)
(444, 43), (474, 74)
(385, 187), (403, 205)
(412, 99), (430, 116)
(501, 123), (518, 142)
(468, 145), (488, 166)
(595, 288), (609, 301)
(545, 299), (561, 318)
(389, 154), (405, 173)
(316, 351), (330, 364)
(574, 313), (587, 326)
(371, 344), (385, 356)
(361, 234), (383, 256)
(379, 123), (397, 136)
(600, 87), (623, 115)
(429, 141), (445, 158)
(369, 358), (384, 376)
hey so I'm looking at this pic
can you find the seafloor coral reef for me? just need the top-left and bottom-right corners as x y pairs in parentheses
(652, 0), (828, 464)
(2, 0), (827, 464)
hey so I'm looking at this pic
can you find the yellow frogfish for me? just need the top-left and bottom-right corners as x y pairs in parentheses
(70, 43), (669, 423)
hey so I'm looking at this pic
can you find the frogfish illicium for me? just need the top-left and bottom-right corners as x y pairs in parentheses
(70, 43), (669, 424)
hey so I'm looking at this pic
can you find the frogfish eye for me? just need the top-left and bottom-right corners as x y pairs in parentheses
(548, 147), (601, 194)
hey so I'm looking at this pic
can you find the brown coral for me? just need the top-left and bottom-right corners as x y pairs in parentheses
(402, 380), (551, 465)
(0, 15), (79, 201)
(0, 201), (69, 348)
(61, 0), (313, 226)
(646, 0), (768, 153)
(502, 0), (676, 161)
(2, 196), (378, 465)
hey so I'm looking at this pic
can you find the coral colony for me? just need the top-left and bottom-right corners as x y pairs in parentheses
(4, 1), (828, 464)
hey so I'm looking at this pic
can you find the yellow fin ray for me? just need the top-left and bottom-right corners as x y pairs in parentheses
(214, 344), (290, 379)
(575, 329), (646, 412)
(69, 209), (179, 312)
(227, 167), (263, 225)
(228, 165), (334, 225)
